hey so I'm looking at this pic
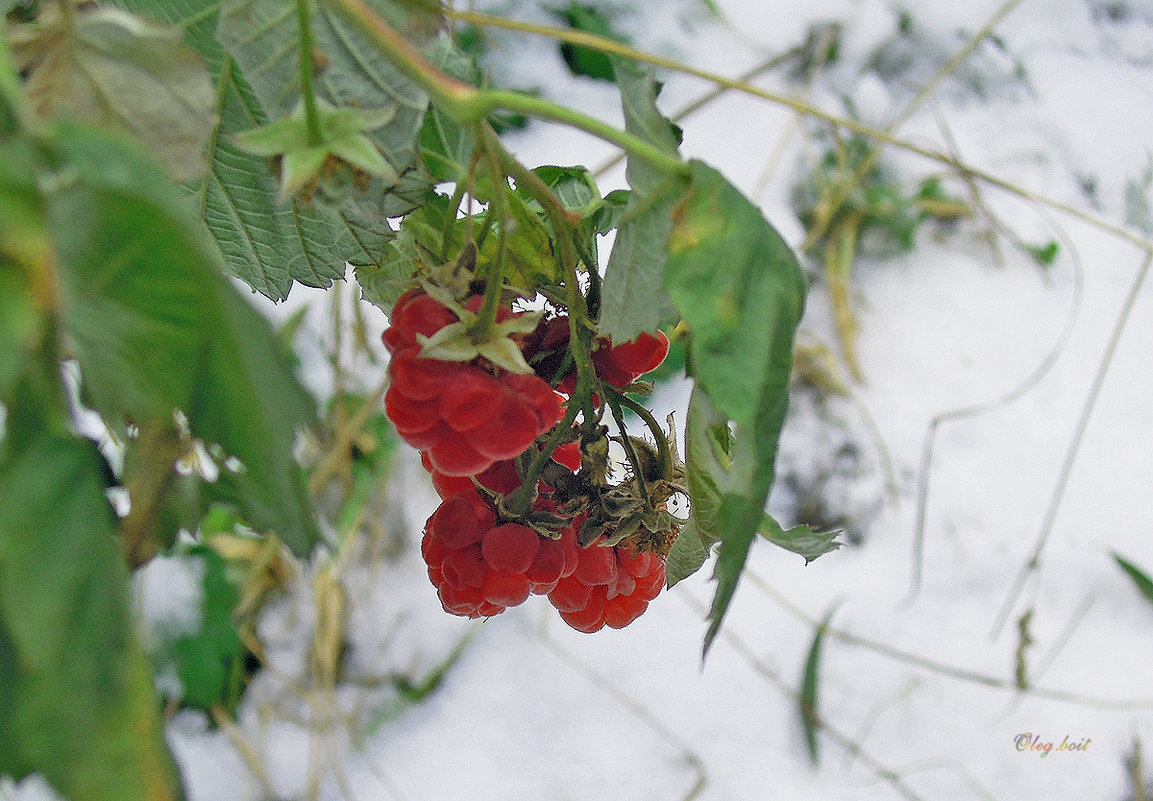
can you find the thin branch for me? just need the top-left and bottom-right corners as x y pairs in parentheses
(908, 211), (1086, 601)
(991, 248), (1153, 637)
(449, 8), (1153, 252)
(746, 569), (1153, 710)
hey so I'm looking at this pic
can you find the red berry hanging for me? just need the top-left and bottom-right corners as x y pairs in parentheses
(383, 290), (564, 477)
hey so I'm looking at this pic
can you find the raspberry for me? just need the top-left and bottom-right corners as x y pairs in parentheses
(482, 524), (540, 573)
(573, 542), (617, 586)
(421, 452), (521, 499)
(553, 441), (581, 472)
(421, 489), (574, 618)
(559, 587), (607, 633)
(439, 369), (506, 432)
(383, 290), (563, 477)
(525, 538), (566, 591)
(547, 540), (666, 633)
(383, 290), (458, 354)
(522, 316), (670, 396)
(605, 331), (670, 379)
(481, 570), (532, 607)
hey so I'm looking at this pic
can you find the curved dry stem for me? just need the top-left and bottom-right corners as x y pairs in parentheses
(908, 210), (1086, 602)
(990, 247), (1153, 638)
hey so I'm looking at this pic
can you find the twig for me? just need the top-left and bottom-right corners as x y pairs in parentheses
(908, 214), (1085, 602)
(990, 247), (1152, 637)
(746, 569), (1153, 710)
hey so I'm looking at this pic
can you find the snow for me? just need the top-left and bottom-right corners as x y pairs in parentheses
(15, 0), (1153, 799)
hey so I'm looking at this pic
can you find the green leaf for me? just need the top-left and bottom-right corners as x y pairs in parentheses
(355, 226), (421, 315)
(760, 515), (841, 564)
(665, 160), (806, 658)
(669, 380), (838, 589)
(188, 271), (319, 554)
(417, 38), (477, 183)
(0, 139), (46, 403)
(205, 59), (365, 297)
(0, 428), (181, 801)
(1113, 552), (1153, 608)
(599, 58), (684, 341)
(46, 121), (319, 555)
(9, 5), (216, 182)
(800, 605), (837, 765)
(217, 0), (434, 185)
(665, 386), (728, 587)
(531, 165), (601, 217)
(667, 160), (806, 426)
(479, 186), (561, 291)
(109, 0), (401, 300)
(170, 546), (244, 711)
(233, 100), (399, 200)
(553, 2), (630, 82)
(664, 518), (711, 589)
(49, 129), (217, 422)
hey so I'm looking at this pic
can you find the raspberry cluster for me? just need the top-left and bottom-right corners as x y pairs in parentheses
(384, 290), (563, 476)
(548, 539), (667, 632)
(421, 489), (579, 617)
(383, 288), (676, 632)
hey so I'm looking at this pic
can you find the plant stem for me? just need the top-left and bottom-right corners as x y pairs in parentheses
(471, 124), (510, 340)
(483, 128), (603, 427)
(607, 388), (672, 482)
(326, 0), (688, 179)
(606, 394), (651, 510)
(507, 400), (582, 516)
(296, 0), (324, 146)
(481, 89), (687, 178)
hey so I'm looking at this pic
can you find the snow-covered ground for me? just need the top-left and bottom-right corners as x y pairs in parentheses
(12, 1), (1153, 800)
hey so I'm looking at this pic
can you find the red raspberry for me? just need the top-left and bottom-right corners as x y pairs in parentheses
(383, 290), (458, 354)
(523, 317), (670, 397)
(482, 524), (540, 573)
(383, 291), (564, 477)
(592, 331), (670, 388)
(552, 441), (581, 472)
(420, 489), (576, 618)
(547, 540), (666, 633)
(421, 452), (522, 499)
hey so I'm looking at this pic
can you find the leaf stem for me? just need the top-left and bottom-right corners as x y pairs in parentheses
(483, 128), (602, 425)
(506, 400), (582, 516)
(606, 393), (651, 510)
(471, 123), (510, 340)
(296, 0), (324, 146)
(606, 387), (672, 482)
(481, 89), (688, 178)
